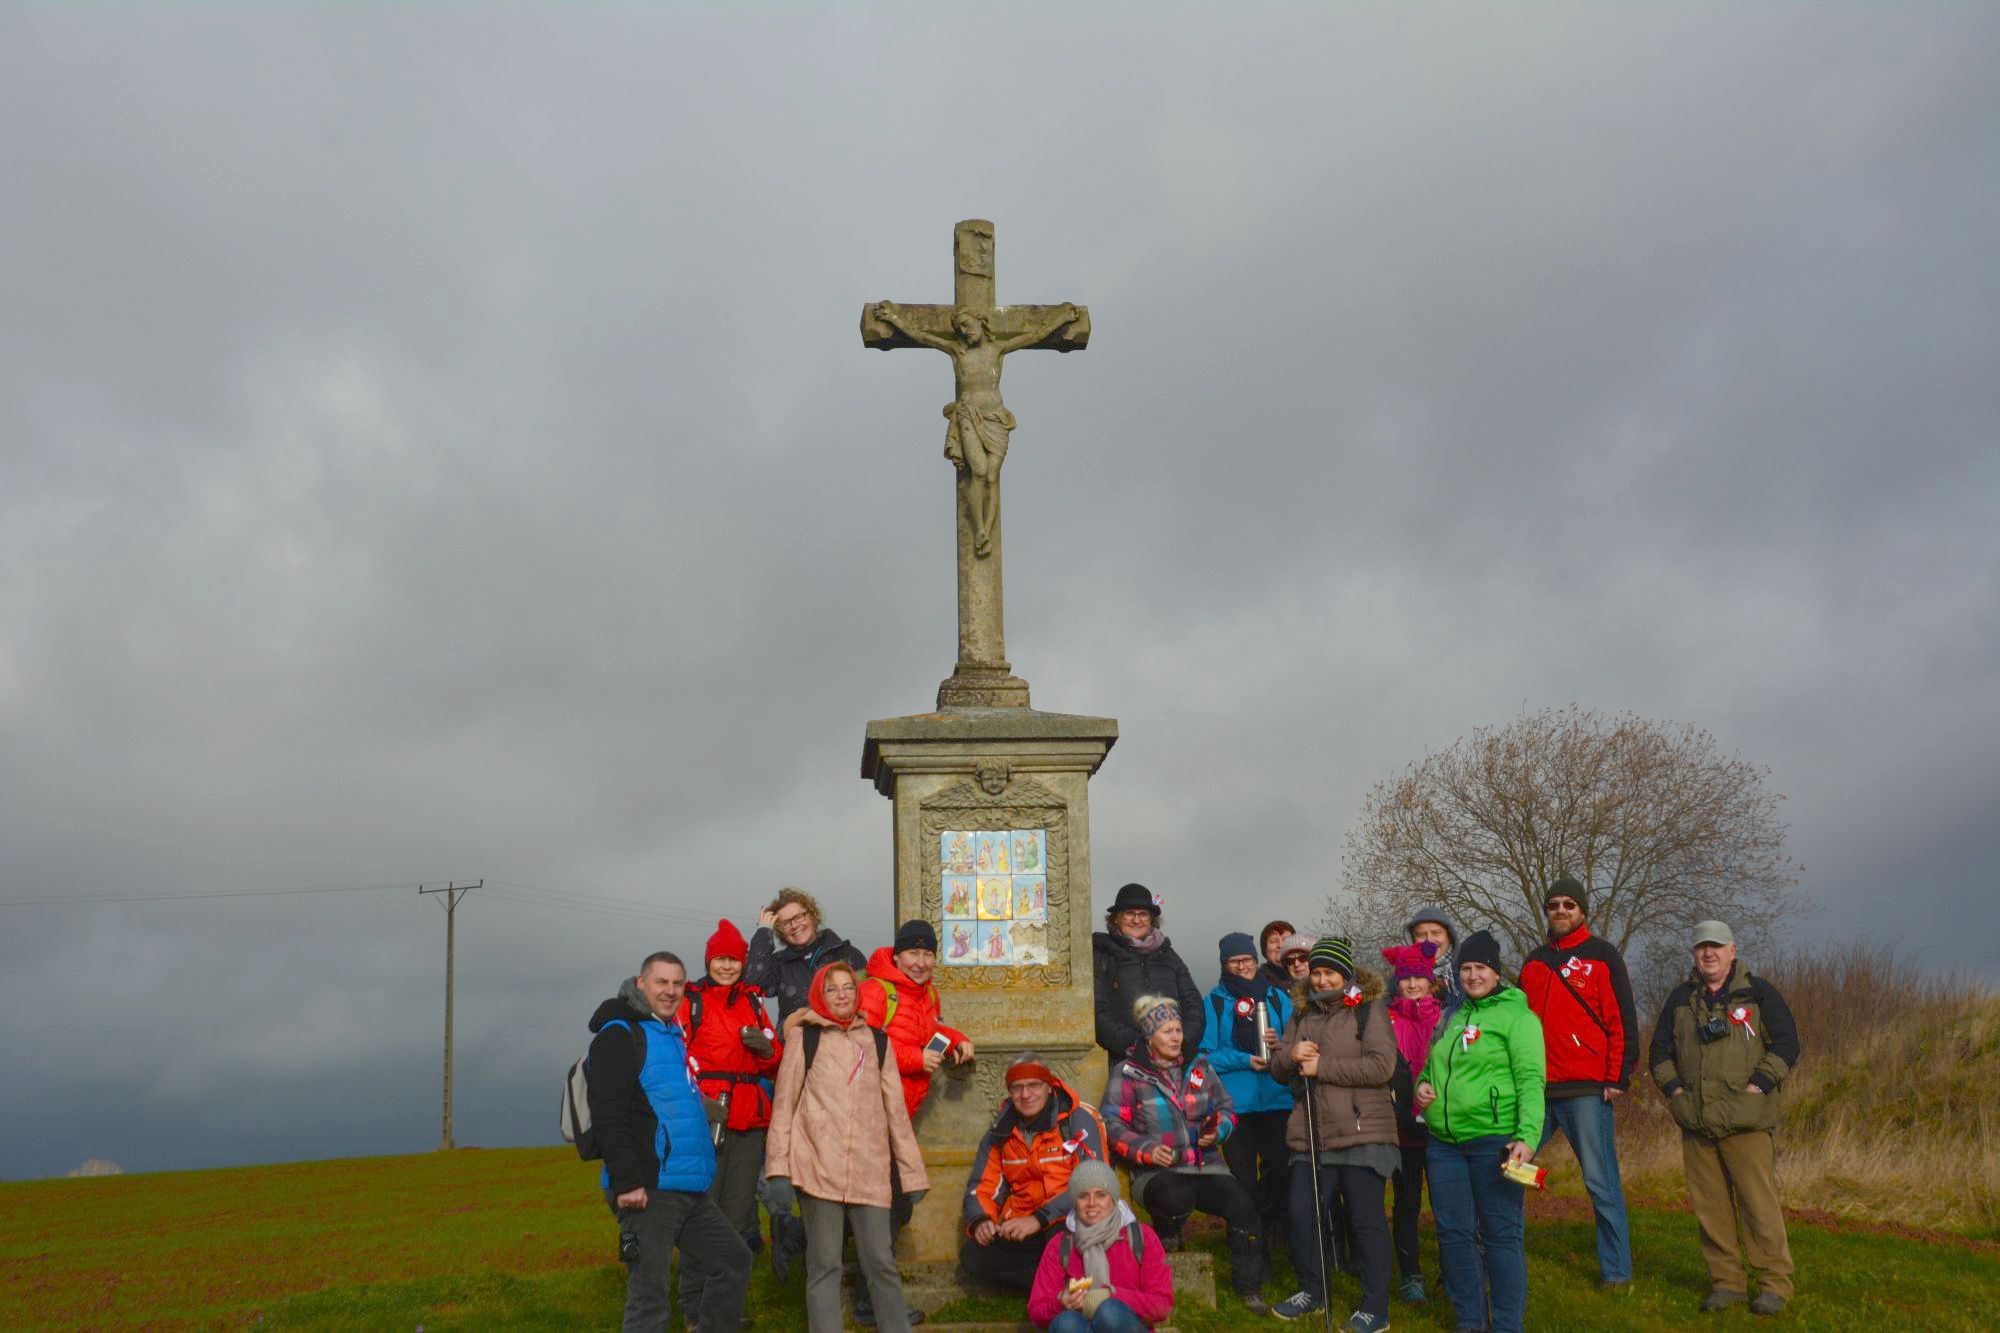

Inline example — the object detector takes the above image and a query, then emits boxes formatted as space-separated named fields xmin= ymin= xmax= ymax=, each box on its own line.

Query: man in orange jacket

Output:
xmin=959 ymin=1053 xmax=1107 ymax=1290
xmin=856 ymin=919 xmax=974 ymax=1325
xmin=861 ymin=920 xmax=976 ymax=1121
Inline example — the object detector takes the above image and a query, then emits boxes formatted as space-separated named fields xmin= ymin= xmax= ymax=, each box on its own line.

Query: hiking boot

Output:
xmin=1396 ymin=1274 xmax=1427 ymax=1305
xmin=1700 ymin=1287 xmax=1748 ymax=1313
xmin=1343 ymin=1313 xmax=1391 ymax=1333
xmin=1749 ymin=1292 xmax=1787 ymax=1316
xmin=1272 ymin=1291 xmax=1327 ymax=1321
xmin=1598 ymin=1278 xmax=1631 ymax=1295
xmin=1241 ymin=1293 xmax=1270 ymax=1314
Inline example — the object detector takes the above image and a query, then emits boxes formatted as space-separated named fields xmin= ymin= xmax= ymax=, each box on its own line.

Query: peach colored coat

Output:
xmin=765 ymin=1010 xmax=929 ymax=1207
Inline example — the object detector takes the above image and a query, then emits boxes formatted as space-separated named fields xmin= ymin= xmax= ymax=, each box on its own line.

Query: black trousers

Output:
xmin=1140 ymin=1169 xmax=1261 ymax=1239
xmin=1391 ymin=1142 xmax=1427 ymax=1278
xmin=1221 ymin=1109 xmax=1291 ymax=1243
xmin=1288 ymin=1162 xmax=1391 ymax=1319
xmin=958 ymin=1231 xmax=1049 ymax=1290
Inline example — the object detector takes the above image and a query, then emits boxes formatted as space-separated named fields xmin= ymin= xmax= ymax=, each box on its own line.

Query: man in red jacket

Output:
xmin=862 ymin=920 xmax=976 ymax=1121
xmin=1519 ymin=876 xmax=1637 ymax=1290
xmin=677 ymin=919 xmax=783 ymax=1317
xmin=856 ymin=919 xmax=974 ymax=1326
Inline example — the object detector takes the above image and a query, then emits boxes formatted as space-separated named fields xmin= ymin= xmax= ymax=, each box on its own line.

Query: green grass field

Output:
xmin=3 ymin=1147 xmax=1995 ymax=1330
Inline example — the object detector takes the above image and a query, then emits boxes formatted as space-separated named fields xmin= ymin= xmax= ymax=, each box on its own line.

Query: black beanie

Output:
xmin=894 ymin=919 xmax=938 ymax=953
xmin=1544 ymin=875 xmax=1588 ymax=915
xmin=1457 ymin=928 xmax=1503 ymax=973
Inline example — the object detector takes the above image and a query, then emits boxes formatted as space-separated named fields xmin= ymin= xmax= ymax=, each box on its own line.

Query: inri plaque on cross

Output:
xmin=862 ymin=219 xmax=1090 ymax=710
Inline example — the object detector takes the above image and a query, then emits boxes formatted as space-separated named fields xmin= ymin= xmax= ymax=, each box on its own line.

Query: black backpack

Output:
xmin=801 ymin=1023 xmax=890 ymax=1071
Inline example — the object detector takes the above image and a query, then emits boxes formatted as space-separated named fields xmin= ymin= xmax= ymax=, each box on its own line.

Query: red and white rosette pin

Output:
xmin=1462 ymin=1023 xmax=1482 ymax=1051
xmin=1343 ymin=984 xmax=1365 ymax=1007
xmin=1729 ymin=1005 xmax=1756 ymax=1037
xmin=1235 ymin=998 xmax=1254 ymax=1018
xmin=1188 ymin=1065 xmax=1206 ymax=1091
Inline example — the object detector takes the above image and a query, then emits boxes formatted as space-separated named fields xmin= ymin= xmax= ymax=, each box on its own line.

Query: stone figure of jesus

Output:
xmin=871 ymin=300 xmax=1084 ymax=558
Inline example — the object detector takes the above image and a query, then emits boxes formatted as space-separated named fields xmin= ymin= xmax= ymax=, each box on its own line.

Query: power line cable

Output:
xmin=483 ymin=887 xmax=716 ymax=927
xmin=0 ymin=881 xmax=423 ymax=907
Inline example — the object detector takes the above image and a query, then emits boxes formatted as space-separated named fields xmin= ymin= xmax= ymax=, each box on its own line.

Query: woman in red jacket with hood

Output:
xmin=676 ymin=919 xmax=783 ymax=1319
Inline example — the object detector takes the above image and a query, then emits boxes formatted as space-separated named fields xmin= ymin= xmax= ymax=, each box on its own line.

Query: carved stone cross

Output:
xmin=862 ymin=219 xmax=1090 ymax=710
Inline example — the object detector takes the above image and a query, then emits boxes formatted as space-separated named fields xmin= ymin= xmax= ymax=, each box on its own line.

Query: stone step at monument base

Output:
xmin=837 ymin=1252 xmax=1214 ymax=1327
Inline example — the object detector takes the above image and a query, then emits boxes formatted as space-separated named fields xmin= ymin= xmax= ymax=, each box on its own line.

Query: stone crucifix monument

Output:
xmin=858 ymin=221 xmax=1119 ymax=1267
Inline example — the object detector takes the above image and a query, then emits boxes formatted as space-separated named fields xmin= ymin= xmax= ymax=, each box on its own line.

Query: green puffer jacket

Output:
xmin=1649 ymin=960 xmax=1800 ymax=1139
xmin=1418 ymin=986 xmax=1546 ymax=1146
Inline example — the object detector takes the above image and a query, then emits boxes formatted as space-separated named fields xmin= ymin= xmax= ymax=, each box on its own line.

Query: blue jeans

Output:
xmin=1426 ymin=1136 xmax=1527 ymax=1333
xmin=1541 ymin=1092 xmax=1633 ymax=1282
xmin=1047 ymin=1295 xmax=1147 ymax=1332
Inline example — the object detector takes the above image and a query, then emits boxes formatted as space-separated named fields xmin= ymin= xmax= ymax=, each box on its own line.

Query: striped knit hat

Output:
xmin=1308 ymin=935 xmax=1354 ymax=980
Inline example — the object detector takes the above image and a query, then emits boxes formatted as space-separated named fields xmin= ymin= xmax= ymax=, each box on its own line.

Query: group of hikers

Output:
xmin=582 ymin=877 xmax=1802 ymax=1332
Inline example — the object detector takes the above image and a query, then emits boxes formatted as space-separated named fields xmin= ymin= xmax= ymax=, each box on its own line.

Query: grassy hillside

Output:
xmin=4 ymin=1145 xmax=1998 ymax=1331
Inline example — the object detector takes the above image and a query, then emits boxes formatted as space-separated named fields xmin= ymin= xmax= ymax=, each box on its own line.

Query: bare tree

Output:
xmin=1335 ymin=706 xmax=1805 ymax=972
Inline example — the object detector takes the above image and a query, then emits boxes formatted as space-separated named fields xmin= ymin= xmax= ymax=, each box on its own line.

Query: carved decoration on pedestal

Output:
xmin=921 ymin=773 xmax=1070 ymax=988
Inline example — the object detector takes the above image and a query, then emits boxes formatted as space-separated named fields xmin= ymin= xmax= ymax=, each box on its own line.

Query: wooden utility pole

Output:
xmin=418 ymin=880 xmax=482 ymax=1150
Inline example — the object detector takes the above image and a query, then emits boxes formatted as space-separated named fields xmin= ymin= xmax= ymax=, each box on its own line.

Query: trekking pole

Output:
xmin=1298 ymin=1072 xmax=1334 ymax=1333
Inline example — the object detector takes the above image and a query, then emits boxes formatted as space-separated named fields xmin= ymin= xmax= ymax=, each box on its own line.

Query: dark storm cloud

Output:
xmin=2 ymin=5 xmax=1995 ymax=1178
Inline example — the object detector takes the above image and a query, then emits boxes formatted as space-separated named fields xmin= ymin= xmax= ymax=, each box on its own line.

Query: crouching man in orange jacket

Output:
xmin=959 ymin=1053 xmax=1109 ymax=1290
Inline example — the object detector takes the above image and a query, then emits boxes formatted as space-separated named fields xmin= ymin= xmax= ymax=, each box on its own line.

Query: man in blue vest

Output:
xmin=587 ymin=950 xmax=752 ymax=1332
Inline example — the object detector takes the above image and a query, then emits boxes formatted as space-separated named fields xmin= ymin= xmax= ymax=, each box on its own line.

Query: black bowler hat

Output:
xmin=1109 ymin=882 xmax=1161 ymax=918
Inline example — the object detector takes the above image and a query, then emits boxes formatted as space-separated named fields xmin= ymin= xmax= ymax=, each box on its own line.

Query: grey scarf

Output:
xmin=1071 ymin=1208 xmax=1123 ymax=1292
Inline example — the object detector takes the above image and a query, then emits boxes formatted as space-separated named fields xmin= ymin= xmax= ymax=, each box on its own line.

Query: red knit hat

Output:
xmin=706 ymin=918 xmax=748 ymax=964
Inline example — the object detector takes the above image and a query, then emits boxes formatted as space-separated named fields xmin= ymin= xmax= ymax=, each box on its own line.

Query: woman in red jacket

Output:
xmin=1027 ymin=1160 xmax=1174 ymax=1331
xmin=677 ymin=917 xmax=783 ymax=1316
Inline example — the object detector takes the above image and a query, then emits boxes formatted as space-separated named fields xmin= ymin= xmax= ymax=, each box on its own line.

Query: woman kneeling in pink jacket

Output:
xmin=1027 ymin=1160 xmax=1174 ymax=1331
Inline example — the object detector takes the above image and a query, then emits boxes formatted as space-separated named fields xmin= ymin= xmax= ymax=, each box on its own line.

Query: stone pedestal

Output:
xmin=861 ymin=708 xmax=1118 ymax=1264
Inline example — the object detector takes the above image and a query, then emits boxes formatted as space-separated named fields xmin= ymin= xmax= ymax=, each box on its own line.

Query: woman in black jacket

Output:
xmin=1092 ymin=882 xmax=1205 ymax=1065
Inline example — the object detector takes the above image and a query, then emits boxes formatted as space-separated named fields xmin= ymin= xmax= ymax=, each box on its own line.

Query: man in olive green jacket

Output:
xmin=1649 ymin=921 xmax=1801 ymax=1317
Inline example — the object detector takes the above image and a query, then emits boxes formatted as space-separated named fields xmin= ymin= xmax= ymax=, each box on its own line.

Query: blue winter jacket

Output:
xmin=1196 ymin=980 xmax=1296 ymax=1115
xmin=586 ymin=989 xmax=717 ymax=1196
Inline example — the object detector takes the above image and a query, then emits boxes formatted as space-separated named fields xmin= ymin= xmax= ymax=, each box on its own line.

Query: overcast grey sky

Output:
xmin=3 ymin=5 xmax=1995 ymax=1179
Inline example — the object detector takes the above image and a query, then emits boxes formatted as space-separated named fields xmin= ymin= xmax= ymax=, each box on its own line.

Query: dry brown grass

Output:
xmin=1540 ymin=940 xmax=2000 ymax=1237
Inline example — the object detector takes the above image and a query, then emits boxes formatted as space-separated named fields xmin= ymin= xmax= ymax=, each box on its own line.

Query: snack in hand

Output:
xmin=1500 ymin=1159 xmax=1549 ymax=1190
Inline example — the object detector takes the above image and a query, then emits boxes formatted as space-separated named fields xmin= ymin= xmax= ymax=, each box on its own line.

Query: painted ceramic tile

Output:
xmin=941 ymin=831 xmax=976 ymax=875
xmin=1010 ymin=830 xmax=1044 ymax=873
xmin=976 ymin=876 xmax=1014 ymax=920
xmin=1012 ymin=875 xmax=1047 ymax=921
xmin=1008 ymin=918 xmax=1049 ymax=966
xmin=943 ymin=921 xmax=978 ymax=964
xmin=973 ymin=831 xmax=1011 ymax=874
xmin=975 ymin=921 xmax=1015 ymax=965
xmin=942 ymin=876 xmax=977 ymax=920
